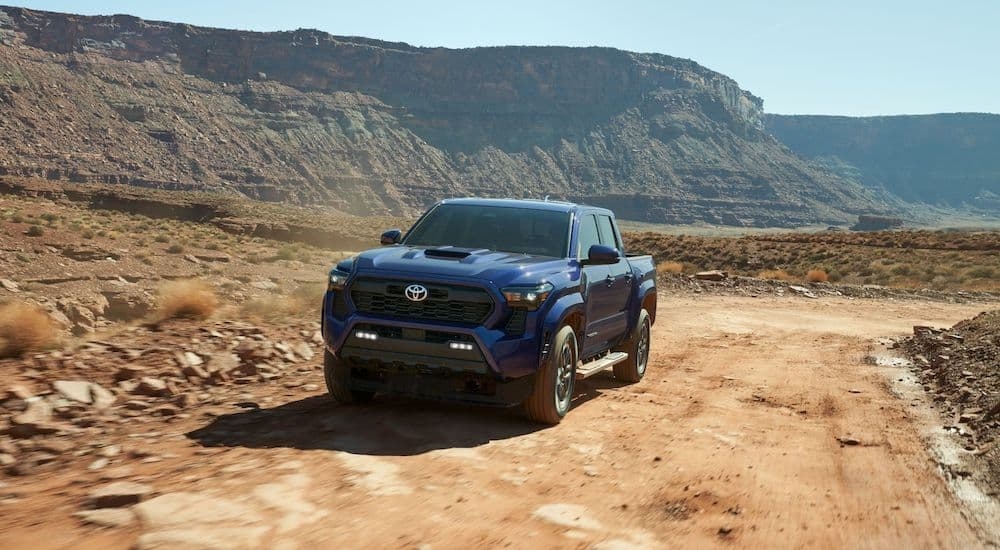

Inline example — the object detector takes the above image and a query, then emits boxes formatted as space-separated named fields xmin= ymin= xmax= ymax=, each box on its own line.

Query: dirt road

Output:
xmin=3 ymin=295 xmax=997 ymax=549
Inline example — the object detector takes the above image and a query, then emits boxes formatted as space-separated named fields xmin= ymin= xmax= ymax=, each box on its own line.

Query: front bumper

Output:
xmin=323 ymin=284 xmax=548 ymax=400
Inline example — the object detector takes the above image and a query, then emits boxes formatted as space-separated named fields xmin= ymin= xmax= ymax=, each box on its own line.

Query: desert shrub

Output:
xmin=656 ymin=261 xmax=684 ymax=274
xmin=805 ymin=269 xmax=829 ymax=283
xmin=166 ymin=244 xmax=184 ymax=254
xmin=0 ymin=302 xmax=59 ymax=358
xmin=153 ymin=280 xmax=218 ymax=321
xmin=25 ymin=225 xmax=44 ymax=237
xmin=240 ymin=282 xmax=326 ymax=321
xmin=154 ymin=234 xmax=170 ymax=243
xmin=205 ymin=242 xmax=222 ymax=251
xmin=757 ymin=269 xmax=796 ymax=282
xmin=10 ymin=212 xmax=24 ymax=223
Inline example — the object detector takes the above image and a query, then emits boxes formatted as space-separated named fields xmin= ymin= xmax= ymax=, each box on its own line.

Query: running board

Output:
xmin=575 ymin=352 xmax=628 ymax=379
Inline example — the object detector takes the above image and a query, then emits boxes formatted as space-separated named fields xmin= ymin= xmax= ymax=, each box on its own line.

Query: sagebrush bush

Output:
xmin=154 ymin=280 xmax=218 ymax=321
xmin=656 ymin=261 xmax=684 ymax=274
xmin=806 ymin=269 xmax=829 ymax=282
xmin=0 ymin=302 xmax=58 ymax=358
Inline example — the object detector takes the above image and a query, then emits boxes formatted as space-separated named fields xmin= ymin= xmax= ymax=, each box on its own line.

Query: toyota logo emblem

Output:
xmin=404 ymin=284 xmax=429 ymax=302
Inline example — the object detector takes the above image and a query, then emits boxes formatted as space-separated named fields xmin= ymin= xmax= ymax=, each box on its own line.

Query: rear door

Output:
xmin=580 ymin=213 xmax=617 ymax=356
xmin=595 ymin=214 xmax=630 ymax=342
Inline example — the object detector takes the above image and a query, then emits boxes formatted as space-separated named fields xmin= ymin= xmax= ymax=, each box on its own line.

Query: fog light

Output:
xmin=448 ymin=341 xmax=475 ymax=351
xmin=354 ymin=330 xmax=378 ymax=341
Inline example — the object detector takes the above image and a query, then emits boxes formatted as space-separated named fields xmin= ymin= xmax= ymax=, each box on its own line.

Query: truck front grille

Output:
xmin=351 ymin=278 xmax=494 ymax=325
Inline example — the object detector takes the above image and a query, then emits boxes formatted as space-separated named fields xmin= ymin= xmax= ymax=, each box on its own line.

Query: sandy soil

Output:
xmin=2 ymin=294 xmax=998 ymax=549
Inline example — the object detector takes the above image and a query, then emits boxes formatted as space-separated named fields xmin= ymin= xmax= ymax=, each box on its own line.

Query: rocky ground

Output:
xmin=2 ymin=294 xmax=999 ymax=549
xmin=3 ymin=189 xmax=1000 ymax=548
xmin=902 ymin=310 xmax=1000 ymax=496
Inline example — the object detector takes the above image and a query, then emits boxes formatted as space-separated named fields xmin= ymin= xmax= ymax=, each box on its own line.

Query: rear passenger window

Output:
xmin=596 ymin=215 xmax=621 ymax=253
xmin=577 ymin=215 xmax=601 ymax=259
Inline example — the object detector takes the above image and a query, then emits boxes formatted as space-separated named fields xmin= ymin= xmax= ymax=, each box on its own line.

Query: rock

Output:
xmin=6 ymin=385 xmax=34 ymax=400
xmin=102 ymin=289 xmax=156 ymax=321
xmin=7 ymin=451 xmax=60 ymax=475
xmin=183 ymin=254 xmax=201 ymax=265
xmin=302 ymin=384 xmax=319 ymax=392
xmin=135 ymin=377 xmax=170 ymax=397
xmin=74 ymin=508 xmax=136 ymax=528
xmin=88 ymin=457 xmax=110 ymax=470
xmin=9 ymin=400 xmax=63 ymax=438
xmin=99 ymin=444 xmax=122 ymax=458
xmin=293 ymin=342 xmax=315 ymax=362
xmin=206 ymin=353 xmax=240 ymax=375
xmin=88 ymin=481 xmax=154 ymax=508
xmin=789 ymin=285 xmax=818 ymax=299
xmin=115 ymin=365 xmax=146 ymax=381
xmin=57 ymin=299 xmax=97 ymax=336
xmin=181 ymin=364 xmax=210 ymax=380
xmin=52 ymin=380 xmax=115 ymax=409
xmin=123 ymin=400 xmax=151 ymax=410
xmin=694 ymin=270 xmax=727 ymax=281
xmin=0 ymin=453 xmax=15 ymax=467
xmin=0 ymin=278 xmax=19 ymax=292
xmin=151 ymin=404 xmax=180 ymax=417
xmin=182 ymin=351 xmax=204 ymax=367
xmin=837 ymin=436 xmax=861 ymax=446
xmin=173 ymin=393 xmax=198 ymax=408
xmin=35 ymin=438 xmax=74 ymax=454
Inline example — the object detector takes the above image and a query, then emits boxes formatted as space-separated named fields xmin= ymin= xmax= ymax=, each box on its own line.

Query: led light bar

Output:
xmin=448 ymin=341 xmax=475 ymax=351
xmin=354 ymin=330 xmax=379 ymax=341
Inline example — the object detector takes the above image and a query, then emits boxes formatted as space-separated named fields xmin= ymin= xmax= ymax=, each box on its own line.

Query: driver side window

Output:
xmin=577 ymin=214 xmax=601 ymax=259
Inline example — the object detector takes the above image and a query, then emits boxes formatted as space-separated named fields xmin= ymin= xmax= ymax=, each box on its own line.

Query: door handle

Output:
xmin=606 ymin=274 xmax=615 ymax=287
xmin=624 ymin=272 xmax=634 ymax=285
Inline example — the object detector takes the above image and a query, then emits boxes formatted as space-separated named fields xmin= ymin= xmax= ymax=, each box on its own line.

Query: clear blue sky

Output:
xmin=7 ymin=0 xmax=999 ymax=116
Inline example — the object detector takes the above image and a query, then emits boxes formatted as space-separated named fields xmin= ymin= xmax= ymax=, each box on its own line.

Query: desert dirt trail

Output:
xmin=4 ymin=294 xmax=998 ymax=549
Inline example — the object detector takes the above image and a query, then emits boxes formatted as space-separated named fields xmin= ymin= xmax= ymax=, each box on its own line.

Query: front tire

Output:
xmin=524 ymin=325 xmax=577 ymax=424
xmin=613 ymin=308 xmax=651 ymax=383
xmin=323 ymin=350 xmax=375 ymax=404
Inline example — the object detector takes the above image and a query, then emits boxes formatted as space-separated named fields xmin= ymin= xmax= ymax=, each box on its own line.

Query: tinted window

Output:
xmin=596 ymin=215 xmax=621 ymax=252
xmin=404 ymin=204 xmax=570 ymax=257
xmin=577 ymin=214 xmax=601 ymax=259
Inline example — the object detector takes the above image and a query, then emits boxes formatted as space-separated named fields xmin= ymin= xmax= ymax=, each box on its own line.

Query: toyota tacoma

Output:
xmin=321 ymin=198 xmax=657 ymax=423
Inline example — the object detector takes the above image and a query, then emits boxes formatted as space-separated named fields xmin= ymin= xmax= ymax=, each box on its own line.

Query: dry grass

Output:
xmin=625 ymin=230 xmax=1000 ymax=292
xmin=0 ymin=302 xmax=59 ymax=358
xmin=757 ymin=269 xmax=796 ymax=282
xmin=240 ymin=282 xmax=326 ymax=322
xmin=153 ymin=279 xmax=218 ymax=321
xmin=656 ymin=261 xmax=685 ymax=274
xmin=805 ymin=269 xmax=829 ymax=282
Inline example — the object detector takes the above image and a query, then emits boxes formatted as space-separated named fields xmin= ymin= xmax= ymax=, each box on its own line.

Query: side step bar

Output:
xmin=575 ymin=351 xmax=628 ymax=379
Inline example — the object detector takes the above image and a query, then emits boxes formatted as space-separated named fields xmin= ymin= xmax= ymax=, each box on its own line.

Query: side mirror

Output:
xmin=380 ymin=229 xmax=402 ymax=245
xmin=584 ymin=244 xmax=620 ymax=265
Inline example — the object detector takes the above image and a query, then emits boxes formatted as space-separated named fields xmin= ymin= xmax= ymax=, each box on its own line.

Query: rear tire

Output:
xmin=613 ymin=308 xmax=651 ymax=383
xmin=524 ymin=326 xmax=577 ymax=424
xmin=323 ymin=350 xmax=375 ymax=404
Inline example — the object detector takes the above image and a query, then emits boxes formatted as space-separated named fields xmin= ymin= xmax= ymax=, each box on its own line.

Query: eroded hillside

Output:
xmin=0 ymin=6 xmax=898 ymax=226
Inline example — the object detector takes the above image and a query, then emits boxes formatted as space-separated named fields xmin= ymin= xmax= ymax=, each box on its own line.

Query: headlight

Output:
xmin=501 ymin=282 xmax=553 ymax=311
xmin=328 ymin=269 xmax=350 ymax=291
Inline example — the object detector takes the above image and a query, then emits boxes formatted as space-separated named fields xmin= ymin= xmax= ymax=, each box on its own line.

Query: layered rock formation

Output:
xmin=765 ymin=113 xmax=1000 ymax=212
xmin=0 ymin=6 xmax=897 ymax=225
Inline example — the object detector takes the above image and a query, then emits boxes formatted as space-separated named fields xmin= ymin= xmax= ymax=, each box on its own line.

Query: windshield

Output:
xmin=404 ymin=204 xmax=571 ymax=258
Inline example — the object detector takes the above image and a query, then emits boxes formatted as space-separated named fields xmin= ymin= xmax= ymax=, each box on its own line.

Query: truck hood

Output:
xmin=352 ymin=246 xmax=571 ymax=287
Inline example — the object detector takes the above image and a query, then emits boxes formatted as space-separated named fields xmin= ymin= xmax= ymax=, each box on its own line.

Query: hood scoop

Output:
xmin=425 ymin=247 xmax=476 ymax=259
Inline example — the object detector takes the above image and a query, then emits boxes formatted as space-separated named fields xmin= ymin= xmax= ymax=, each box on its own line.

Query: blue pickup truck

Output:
xmin=321 ymin=198 xmax=657 ymax=423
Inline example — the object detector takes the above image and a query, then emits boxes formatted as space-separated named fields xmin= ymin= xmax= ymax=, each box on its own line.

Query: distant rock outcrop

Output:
xmin=765 ymin=113 xmax=1000 ymax=212
xmin=0 ymin=6 xmax=899 ymax=226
